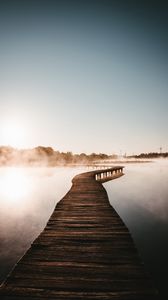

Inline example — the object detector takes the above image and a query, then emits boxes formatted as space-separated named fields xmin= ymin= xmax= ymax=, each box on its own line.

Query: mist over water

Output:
xmin=104 ymin=160 xmax=168 ymax=300
xmin=0 ymin=162 xmax=168 ymax=299
xmin=0 ymin=166 xmax=87 ymax=283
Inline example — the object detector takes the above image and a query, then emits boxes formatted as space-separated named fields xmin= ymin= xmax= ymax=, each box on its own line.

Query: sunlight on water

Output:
xmin=0 ymin=162 xmax=168 ymax=299
xmin=0 ymin=166 xmax=87 ymax=283
xmin=1 ymin=168 xmax=32 ymax=204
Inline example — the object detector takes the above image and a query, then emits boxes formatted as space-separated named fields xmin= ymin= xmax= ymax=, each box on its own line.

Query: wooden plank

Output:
xmin=0 ymin=167 xmax=158 ymax=299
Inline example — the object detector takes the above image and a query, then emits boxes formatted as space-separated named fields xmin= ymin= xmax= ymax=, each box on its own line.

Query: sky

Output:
xmin=0 ymin=0 xmax=168 ymax=155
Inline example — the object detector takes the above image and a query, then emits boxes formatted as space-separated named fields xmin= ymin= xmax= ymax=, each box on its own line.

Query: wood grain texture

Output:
xmin=0 ymin=167 xmax=158 ymax=299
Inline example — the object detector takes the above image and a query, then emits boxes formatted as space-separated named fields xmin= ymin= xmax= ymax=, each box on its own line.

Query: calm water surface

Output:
xmin=0 ymin=161 xmax=168 ymax=299
xmin=0 ymin=166 xmax=87 ymax=283
xmin=104 ymin=160 xmax=168 ymax=300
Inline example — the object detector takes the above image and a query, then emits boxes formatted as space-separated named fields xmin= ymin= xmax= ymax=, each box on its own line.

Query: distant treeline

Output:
xmin=129 ymin=152 xmax=168 ymax=159
xmin=0 ymin=146 xmax=118 ymax=166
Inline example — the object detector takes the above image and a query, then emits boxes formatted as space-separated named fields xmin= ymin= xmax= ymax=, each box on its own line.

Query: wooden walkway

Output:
xmin=0 ymin=167 xmax=158 ymax=300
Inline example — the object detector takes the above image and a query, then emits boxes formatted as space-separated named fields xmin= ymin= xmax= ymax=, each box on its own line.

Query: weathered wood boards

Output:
xmin=0 ymin=167 xmax=158 ymax=299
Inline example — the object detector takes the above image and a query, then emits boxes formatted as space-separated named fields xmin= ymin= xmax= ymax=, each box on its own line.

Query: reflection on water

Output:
xmin=104 ymin=160 xmax=168 ymax=300
xmin=0 ymin=162 xmax=168 ymax=299
xmin=1 ymin=168 xmax=32 ymax=203
xmin=0 ymin=166 xmax=87 ymax=283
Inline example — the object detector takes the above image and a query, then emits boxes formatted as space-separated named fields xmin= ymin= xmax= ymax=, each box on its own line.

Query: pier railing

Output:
xmin=94 ymin=166 xmax=124 ymax=183
xmin=0 ymin=165 xmax=158 ymax=300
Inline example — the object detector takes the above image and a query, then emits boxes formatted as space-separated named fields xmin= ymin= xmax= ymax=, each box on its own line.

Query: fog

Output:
xmin=105 ymin=160 xmax=168 ymax=222
xmin=0 ymin=161 xmax=168 ymax=299
xmin=0 ymin=166 xmax=87 ymax=282
xmin=104 ymin=159 xmax=168 ymax=300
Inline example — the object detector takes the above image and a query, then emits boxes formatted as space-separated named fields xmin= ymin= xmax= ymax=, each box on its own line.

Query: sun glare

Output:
xmin=1 ymin=168 xmax=31 ymax=203
xmin=2 ymin=120 xmax=27 ymax=148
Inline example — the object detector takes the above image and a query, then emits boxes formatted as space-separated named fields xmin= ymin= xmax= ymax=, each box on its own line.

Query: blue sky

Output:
xmin=0 ymin=0 xmax=168 ymax=154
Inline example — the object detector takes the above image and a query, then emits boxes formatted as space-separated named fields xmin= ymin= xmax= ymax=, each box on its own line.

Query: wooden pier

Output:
xmin=0 ymin=167 xmax=158 ymax=299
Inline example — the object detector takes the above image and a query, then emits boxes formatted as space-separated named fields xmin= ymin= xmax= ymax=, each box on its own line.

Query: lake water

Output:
xmin=104 ymin=160 xmax=168 ymax=300
xmin=0 ymin=161 xmax=168 ymax=299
